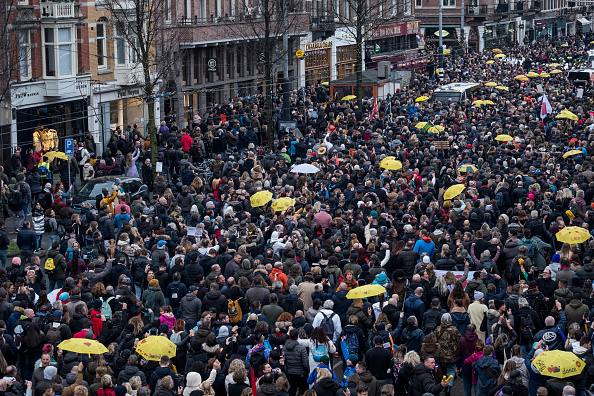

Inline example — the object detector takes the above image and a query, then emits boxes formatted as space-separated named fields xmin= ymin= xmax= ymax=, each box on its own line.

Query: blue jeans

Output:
xmin=36 ymin=235 xmax=43 ymax=250
xmin=48 ymin=278 xmax=64 ymax=292
xmin=134 ymin=284 xmax=143 ymax=300
xmin=22 ymin=202 xmax=30 ymax=218
xmin=445 ymin=363 xmax=456 ymax=387
xmin=463 ymin=374 xmax=473 ymax=396
xmin=48 ymin=234 xmax=59 ymax=246
xmin=12 ymin=210 xmax=24 ymax=231
xmin=0 ymin=249 xmax=6 ymax=268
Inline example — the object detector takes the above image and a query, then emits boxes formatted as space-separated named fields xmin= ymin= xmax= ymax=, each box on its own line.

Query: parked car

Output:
xmin=72 ymin=176 xmax=148 ymax=210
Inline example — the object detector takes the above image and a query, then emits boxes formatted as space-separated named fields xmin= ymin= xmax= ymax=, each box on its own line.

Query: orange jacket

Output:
xmin=269 ymin=268 xmax=288 ymax=291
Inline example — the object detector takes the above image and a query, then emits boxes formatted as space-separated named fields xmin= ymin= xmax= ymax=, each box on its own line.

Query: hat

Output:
xmin=59 ymin=292 xmax=69 ymax=302
xmin=373 ymin=336 xmax=384 ymax=345
xmin=12 ymin=257 xmax=21 ymax=266
xmin=494 ymin=300 xmax=505 ymax=310
xmin=376 ymin=272 xmax=387 ymax=285
xmin=43 ymin=366 xmax=57 ymax=380
xmin=93 ymin=299 xmax=102 ymax=309
xmin=528 ymin=281 xmax=538 ymax=290
xmin=474 ymin=291 xmax=484 ymax=301
xmin=361 ymin=264 xmax=370 ymax=271
xmin=370 ymin=210 xmax=378 ymax=218
xmin=552 ymin=254 xmax=560 ymax=263
xmin=45 ymin=183 xmax=52 ymax=189
xmin=319 ymin=355 xmax=330 ymax=365
xmin=122 ymin=277 xmax=132 ymax=285
xmin=281 ymin=147 xmax=287 ymax=153
xmin=347 ymin=354 xmax=359 ymax=364
xmin=149 ymin=279 xmax=159 ymax=288
xmin=125 ymin=323 xmax=135 ymax=332
xmin=217 ymin=326 xmax=229 ymax=339
xmin=114 ymin=385 xmax=127 ymax=396
xmin=189 ymin=286 xmax=197 ymax=292
xmin=423 ymin=256 xmax=430 ymax=263
xmin=510 ymin=370 xmax=521 ymax=379
xmin=317 ymin=146 xmax=327 ymax=155
xmin=53 ymin=310 xmax=63 ymax=319
xmin=121 ymin=349 xmax=132 ymax=359
xmin=157 ymin=240 xmax=167 ymax=248
xmin=289 ymin=285 xmax=298 ymax=295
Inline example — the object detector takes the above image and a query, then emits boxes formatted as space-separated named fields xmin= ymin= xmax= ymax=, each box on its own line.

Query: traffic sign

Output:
xmin=296 ymin=49 xmax=304 ymax=58
xmin=65 ymin=139 xmax=74 ymax=156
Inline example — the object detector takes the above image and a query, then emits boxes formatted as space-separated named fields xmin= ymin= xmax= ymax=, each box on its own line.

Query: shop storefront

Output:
xmin=305 ymin=41 xmax=332 ymax=86
xmin=366 ymin=21 xmax=423 ymax=72
xmin=336 ymin=45 xmax=357 ymax=80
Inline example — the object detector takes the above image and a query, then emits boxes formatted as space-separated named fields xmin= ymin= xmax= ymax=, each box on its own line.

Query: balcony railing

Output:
xmin=41 ymin=2 xmax=75 ymax=18
xmin=179 ymin=13 xmax=269 ymax=25
xmin=465 ymin=5 xmax=488 ymax=15
xmin=311 ymin=16 xmax=335 ymax=31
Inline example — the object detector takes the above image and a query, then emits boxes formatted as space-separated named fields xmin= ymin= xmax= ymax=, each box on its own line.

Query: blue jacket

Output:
xmin=533 ymin=310 xmax=567 ymax=351
xmin=391 ymin=319 xmax=425 ymax=353
xmin=16 ymin=228 xmax=36 ymax=250
xmin=472 ymin=355 xmax=501 ymax=396
xmin=404 ymin=294 xmax=426 ymax=321
xmin=114 ymin=213 xmax=132 ymax=232
xmin=307 ymin=364 xmax=337 ymax=384
xmin=525 ymin=348 xmax=548 ymax=396
xmin=413 ymin=238 xmax=436 ymax=261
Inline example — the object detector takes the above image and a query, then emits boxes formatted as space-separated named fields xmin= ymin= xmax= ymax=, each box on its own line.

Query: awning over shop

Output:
xmin=578 ymin=18 xmax=591 ymax=33
xmin=577 ymin=18 xmax=590 ymax=25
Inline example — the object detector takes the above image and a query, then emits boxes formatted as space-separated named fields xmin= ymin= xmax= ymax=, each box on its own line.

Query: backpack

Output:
xmin=59 ymin=236 xmax=70 ymax=255
xmin=38 ymin=164 xmax=50 ymax=179
xmin=249 ymin=348 xmax=267 ymax=373
xmin=228 ymin=298 xmax=243 ymax=323
xmin=519 ymin=312 xmax=536 ymax=341
xmin=170 ymin=330 xmax=182 ymax=344
xmin=521 ymin=239 xmax=537 ymax=261
xmin=320 ymin=312 xmax=335 ymax=338
xmin=95 ymin=167 xmax=105 ymax=177
xmin=46 ymin=323 xmax=64 ymax=346
xmin=422 ymin=311 xmax=440 ymax=335
xmin=75 ymin=148 xmax=83 ymax=162
xmin=495 ymin=191 xmax=504 ymax=207
xmin=169 ymin=284 xmax=181 ymax=306
xmin=327 ymin=271 xmax=337 ymax=290
xmin=13 ymin=324 xmax=24 ymax=349
xmin=8 ymin=190 xmax=22 ymax=211
xmin=44 ymin=218 xmax=54 ymax=233
xmin=344 ymin=332 xmax=359 ymax=355
xmin=144 ymin=290 xmax=157 ymax=311
xmin=312 ymin=344 xmax=326 ymax=362
xmin=101 ymin=296 xmax=115 ymax=320
xmin=44 ymin=257 xmax=57 ymax=275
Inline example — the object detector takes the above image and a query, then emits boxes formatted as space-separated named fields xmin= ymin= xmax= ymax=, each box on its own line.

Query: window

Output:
xmin=443 ymin=0 xmax=455 ymax=6
xmin=19 ymin=31 xmax=31 ymax=80
xmin=43 ymin=27 xmax=75 ymax=77
xmin=165 ymin=0 xmax=171 ymax=23
xmin=415 ymin=0 xmax=422 ymax=8
xmin=115 ymin=25 xmax=126 ymax=65
xmin=97 ymin=23 xmax=106 ymax=68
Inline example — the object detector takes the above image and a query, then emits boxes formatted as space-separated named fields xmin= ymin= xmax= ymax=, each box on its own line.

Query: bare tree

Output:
xmin=330 ymin=0 xmax=405 ymax=106
xmin=224 ymin=0 xmax=308 ymax=147
xmin=103 ymin=0 xmax=179 ymax=173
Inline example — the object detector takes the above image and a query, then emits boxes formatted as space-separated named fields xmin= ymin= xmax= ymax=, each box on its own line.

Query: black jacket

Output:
xmin=0 ymin=228 xmax=9 ymax=250
xmin=395 ymin=249 xmax=420 ymax=276
xmin=282 ymin=339 xmax=309 ymax=375
xmin=412 ymin=363 xmax=443 ymax=396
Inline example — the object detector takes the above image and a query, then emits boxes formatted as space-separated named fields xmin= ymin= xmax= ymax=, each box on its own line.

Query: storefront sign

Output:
xmin=305 ymin=41 xmax=332 ymax=51
xmin=206 ymin=58 xmax=218 ymax=72
xmin=117 ymin=88 xmax=142 ymax=99
xmin=373 ymin=21 xmax=419 ymax=39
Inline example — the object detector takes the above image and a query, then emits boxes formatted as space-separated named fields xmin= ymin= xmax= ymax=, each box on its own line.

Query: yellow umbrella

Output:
xmin=443 ymin=48 xmax=451 ymax=54
xmin=250 ymin=190 xmax=273 ymax=207
xmin=495 ymin=86 xmax=509 ymax=91
xmin=44 ymin=151 xmax=68 ymax=161
xmin=548 ymin=63 xmax=561 ymax=67
xmin=427 ymin=126 xmax=440 ymax=133
xmin=527 ymin=72 xmax=540 ymax=78
xmin=443 ymin=184 xmax=466 ymax=200
xmin=341 ymin=95 xmax=356 ymax=101
xmin=379 ymin=156 xmax=396 ymax=166
xmin=321 ymin=82 xmax=329 ymax=86
xmin=540 ymin=73 xmax=550 ymax=78
xmin=492 ymin=48 xmax=503 ymax=53
xmin=514 ymin=75 xmax=528 ymax=80
xmin=517 ymin=76 xmax=530 ymax=82
xmin=485 ymin=82 xmax=497 ymax=87
xmin=271 ymin=197 xmax=296 ymax=212
xmin=346 ymin=284 xmax=387 ymax=299
xmin=556 ymin=110 xmax=578 ymax=121
xmin=532 ymin=350 xmax=585 ymax=379
xmin=434 ymin=30 xmax=449 ymax=37
xmin=458 ymin=164 xmax=478 ymax=173
xmin=562 ymin=149 xmax=583 ymax=159
xmin=433 ymin=125 xmax=445 ymax=132
xmin=486 ymin=60 xmax=495 ymax=64
xmin=561 ymin=43 xmax=569 ymax=47
xmin=380 ymin=159 xmax=403 ymax=171
xmin=495 ymin=134 xmax=513 ymax=141
xmin=550 ymin=69 xmax=562 ymax=74
xmin=415 ymin=96 xmax=430 ymax=102
xmin=494 ymin=53 xmax=506 ymax=58
xmin=555 ymin=226 xmax=591 ymax=244
xmin=136 ymin=335 xmax=177 ymax=361
xmin=482 ymin=100 xmax=495 ymax=105
xmin=472 ymin=100 xmax=484 ymax=106
xmin=57 ymin=339 xmax=108 ymax=355
xmin=415 ymin=122 xmax=428 ymax=129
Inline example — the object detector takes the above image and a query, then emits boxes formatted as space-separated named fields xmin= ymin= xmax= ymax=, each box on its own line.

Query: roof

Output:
xmin=434 ymin=82 xmax=481 ymax=92
xmin=329 ymin=69 xmax=390 ymax=85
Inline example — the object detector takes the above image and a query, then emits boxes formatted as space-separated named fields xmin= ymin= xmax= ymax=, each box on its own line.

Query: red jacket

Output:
xmin=181 ymin=134 xmax=193 ymax=151
xmin=90 ymin=309 xmax=103 ymax=335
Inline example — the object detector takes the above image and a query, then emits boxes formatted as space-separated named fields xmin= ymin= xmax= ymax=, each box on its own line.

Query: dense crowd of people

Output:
xmin=1 ymin=34 xmax=594 ymax=396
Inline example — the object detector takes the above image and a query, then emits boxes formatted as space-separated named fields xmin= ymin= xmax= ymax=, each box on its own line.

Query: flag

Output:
xmin=384 ymin=101 xmax=391 ymax=119
xmin=370 ymin=100 xmax=378 ymax=119
xmin=540 ymin=93 xmax=552 ymax=119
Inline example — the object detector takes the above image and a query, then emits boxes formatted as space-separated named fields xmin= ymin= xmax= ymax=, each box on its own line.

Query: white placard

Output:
xmin=187 ymin=227 xmax=196 ymax=236
xmin=156 ymin=162 xmax=163 ymax=172
xmin=536 ymin=84 xmax=544 ymax=93
xmin=578 ymin=88 xmax=584 ymax=98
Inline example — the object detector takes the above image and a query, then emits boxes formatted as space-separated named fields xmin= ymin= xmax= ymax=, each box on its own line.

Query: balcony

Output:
xmin=41 ymin=2 xmax=75 ymax=18
xmin=114 ymin=65 xmax=144 ymax=86
xmin=311 ymin=17 xmax=335 ymax=41
xmin=465 ymin=5 xmax=488 ymax=15
xmin=177 ymin=12 xmax=311 ymax=47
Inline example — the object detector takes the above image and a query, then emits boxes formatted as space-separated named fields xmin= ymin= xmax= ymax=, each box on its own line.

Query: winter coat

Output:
xmin=472 ymin=355 xmax=501 ymax=396
xmin=47 ymin=249 xmax=67 ymax=281
xmin=359 ymin=369 xmax=381 ymax=396
xmin=576 ymin=262 xmax=594 ymax=282
xmin=282 ymin=339 xmax=309 ymax=375
xmin=435 ymin=323 xmax=462 ymax=364
xmin=502 ymin=240 xmax=520 ymax=279
xmin=395 ymin=249 xmax=420 ymax=276
xmin=180 ymin=293 xmax=202 ymax=325
xmin=312 ymin=377 xmax=340 ymax=395
xmin=451 ymin=307 xmax=471 ymax=338
xmin=565 ymin=299 xmax=589 ymax=327
xmin=392 ymin=320 xmax=425 ymax=353
xmin=468 ymin=301 xmax=488 ymax=341
xmin=457 ymin=331 xmax=479 ymax=376
xmin=331 ymin=290 xmax=352 ymax=324
xmin=202 ymin=291 xmax=227 ymax=314
xmin=412 ymin=363 xmax=443 ymax=396
xmin=117 ymin=365 xmax=147 ymax=386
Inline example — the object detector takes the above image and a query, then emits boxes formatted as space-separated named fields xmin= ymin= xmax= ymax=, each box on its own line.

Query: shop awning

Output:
xmin=578 ymin=18 xmax=590 ymax=25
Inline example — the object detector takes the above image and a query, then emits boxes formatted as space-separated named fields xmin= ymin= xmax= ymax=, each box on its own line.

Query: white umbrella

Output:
xmin=291 ymin=164 xmax=321 ymax=174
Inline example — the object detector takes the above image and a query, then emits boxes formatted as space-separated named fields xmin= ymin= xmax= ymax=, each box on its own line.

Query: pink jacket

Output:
xmin=160 ymin=313 xmax=176 ymax=330
xmin=464 ymin=351 xmax=484 ymax=384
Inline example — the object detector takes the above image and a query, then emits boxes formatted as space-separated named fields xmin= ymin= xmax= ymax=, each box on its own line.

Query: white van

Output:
xmin=568 ymin=68 xmax=594 ymax=86
xmin=431 ymin=82 xmax=482 ymax=103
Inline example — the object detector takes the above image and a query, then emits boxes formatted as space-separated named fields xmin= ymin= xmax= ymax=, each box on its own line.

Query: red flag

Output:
xmin=370 ymin=100 xmax=377 ymax=119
